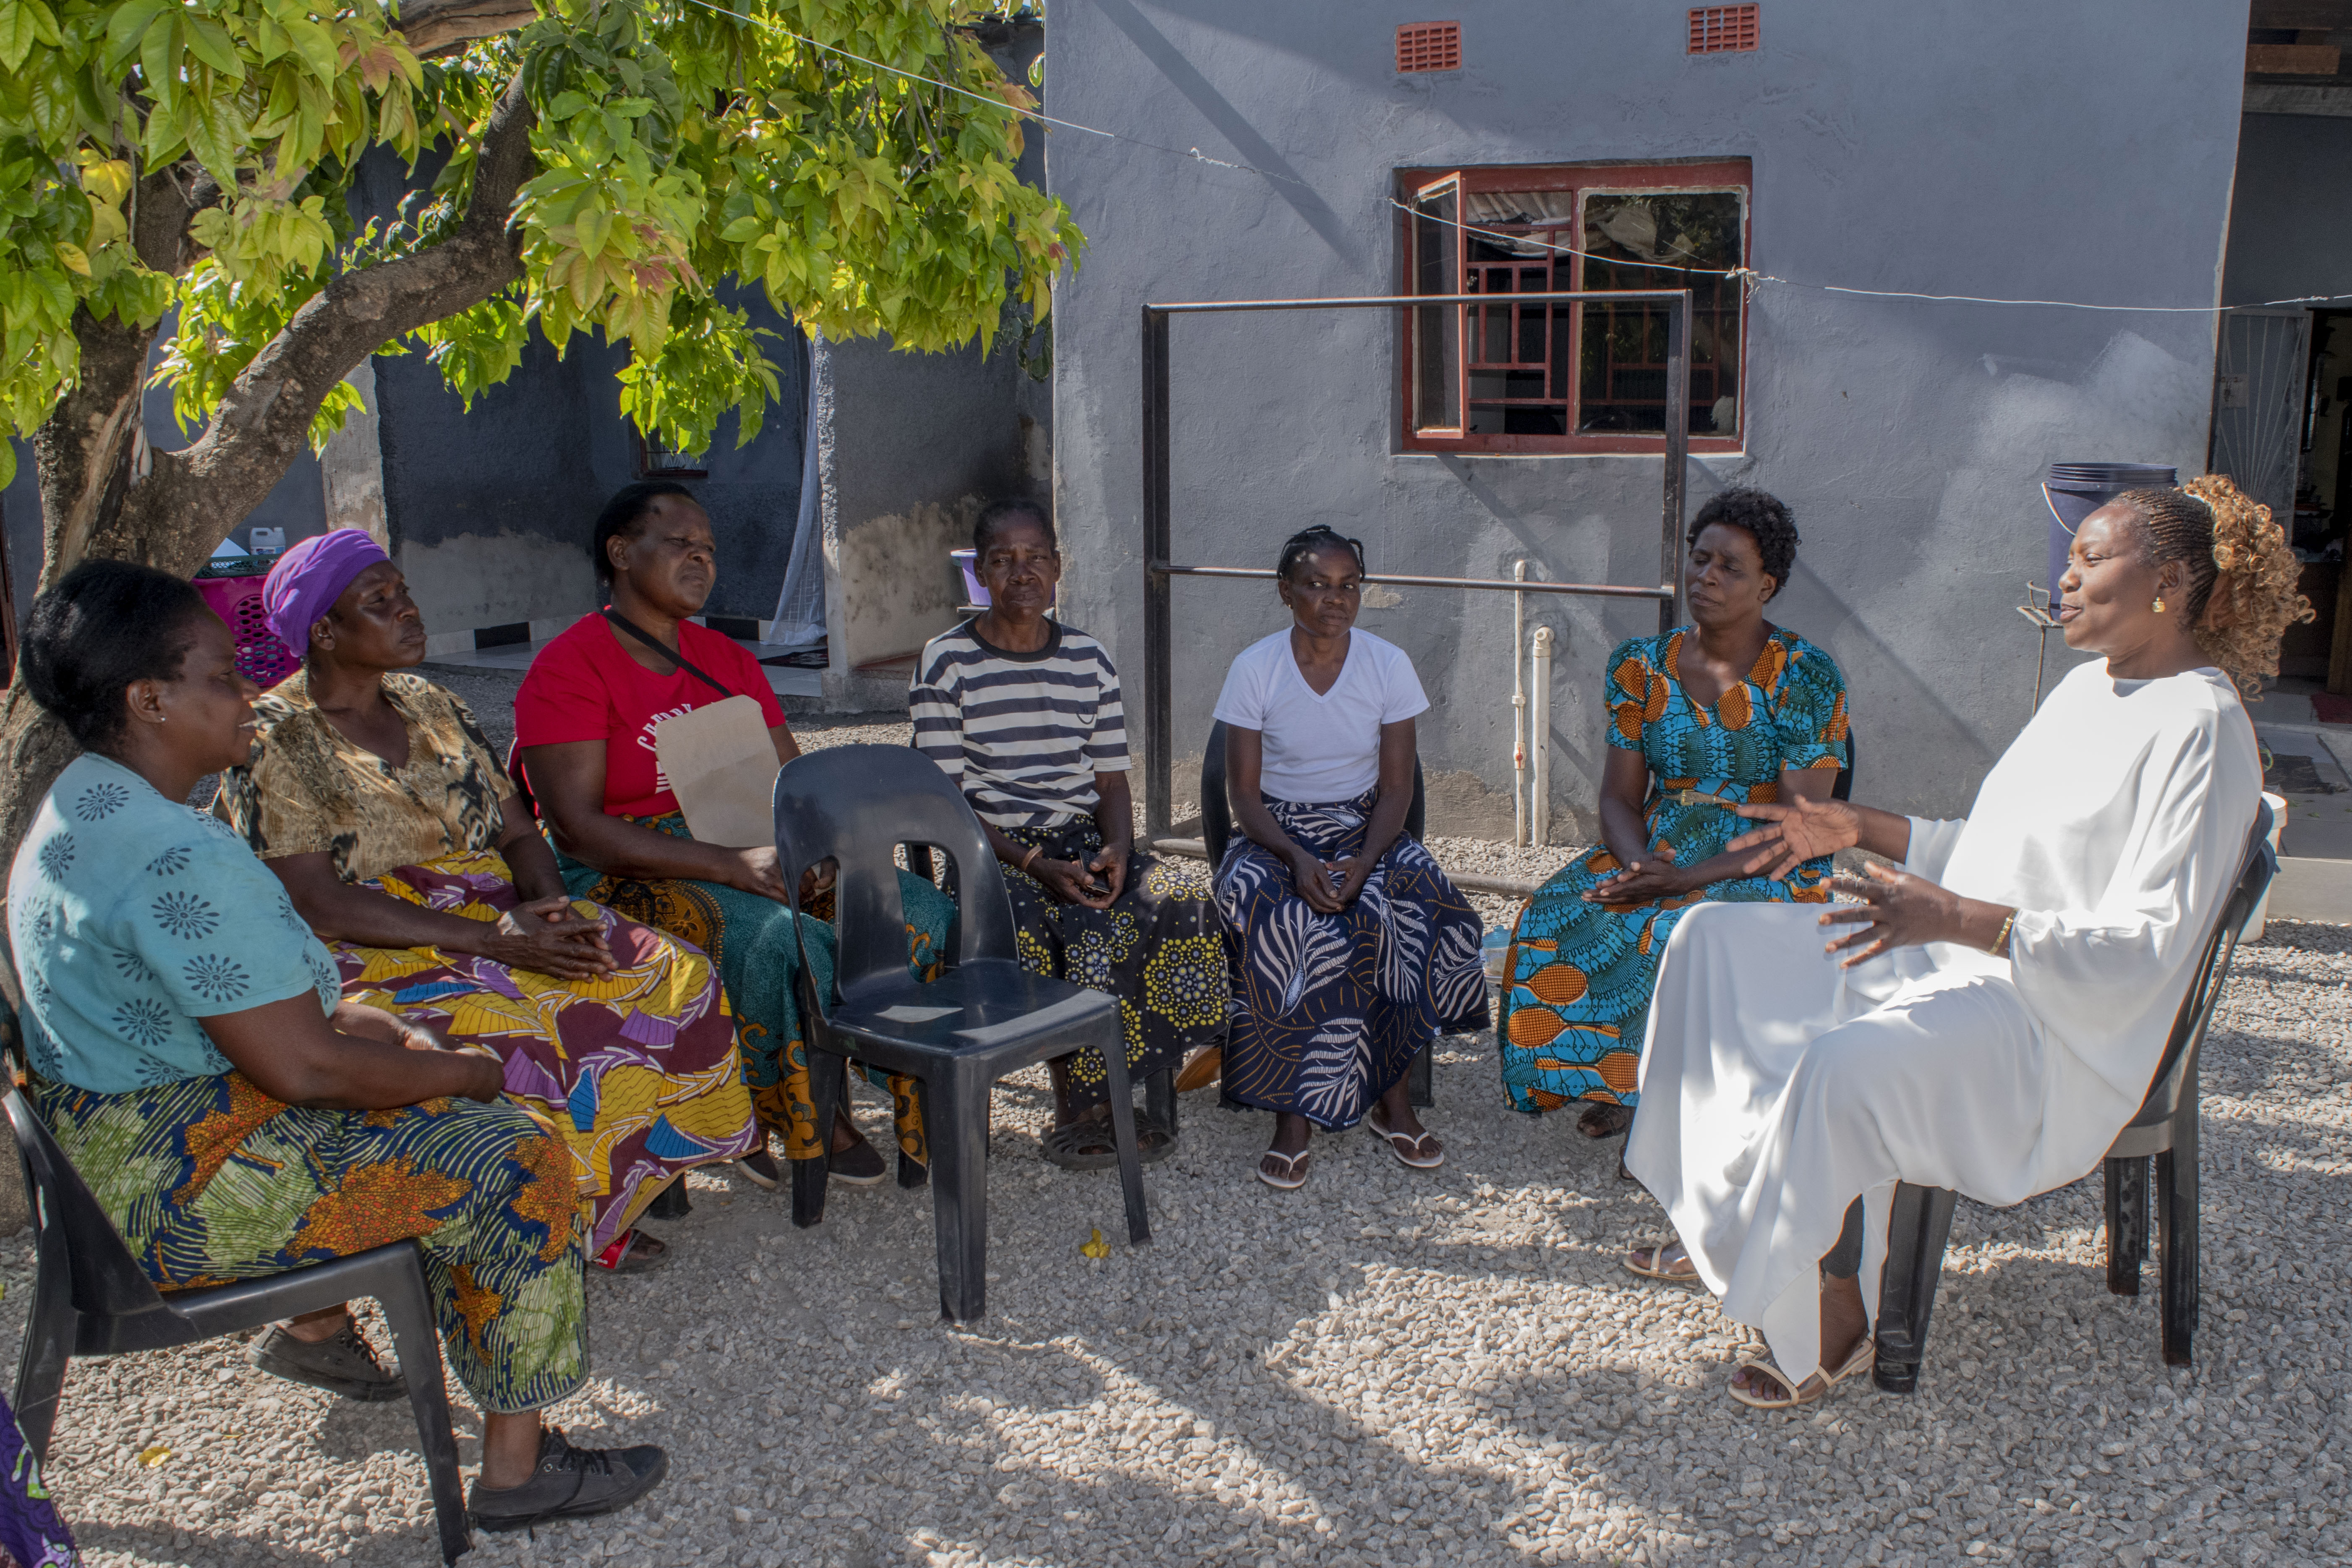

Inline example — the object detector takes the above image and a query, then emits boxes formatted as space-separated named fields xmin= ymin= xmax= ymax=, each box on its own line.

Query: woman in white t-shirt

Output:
xmin=1210 ymin=527 xmax=1489 ymax=1189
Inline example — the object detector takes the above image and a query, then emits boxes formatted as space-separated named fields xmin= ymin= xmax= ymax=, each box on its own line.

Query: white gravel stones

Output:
xmin=42 ymin=669 xmax=2352 ymax=1567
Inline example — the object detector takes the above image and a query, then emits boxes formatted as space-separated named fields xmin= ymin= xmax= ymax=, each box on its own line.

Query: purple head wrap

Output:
xmin=261 ymin=529 xmax=391 ymax=652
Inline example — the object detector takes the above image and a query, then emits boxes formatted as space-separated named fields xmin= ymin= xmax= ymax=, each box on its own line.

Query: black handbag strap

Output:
xmin=602 ymin=609 xmax=736 ymax=700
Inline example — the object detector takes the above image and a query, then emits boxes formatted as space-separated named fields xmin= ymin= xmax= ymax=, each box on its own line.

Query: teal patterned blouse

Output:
xmin=7 ymin=754 xmax=340 ymax=1094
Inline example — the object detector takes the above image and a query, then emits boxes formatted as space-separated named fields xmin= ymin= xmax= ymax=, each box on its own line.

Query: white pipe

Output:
xmin=1530 ymin=625 xmax=1555 ymax=848
xmin=1511 ymin=559 xmax=1529 ymax=847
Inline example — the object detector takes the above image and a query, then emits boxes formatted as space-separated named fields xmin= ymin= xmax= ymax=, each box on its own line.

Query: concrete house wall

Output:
xmin=1045 ymin=2 xmax=2250 ymax=836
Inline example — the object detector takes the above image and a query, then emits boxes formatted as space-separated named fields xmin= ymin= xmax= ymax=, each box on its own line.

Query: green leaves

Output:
xmin=4 ymin=0 xmax=1082 ymax=498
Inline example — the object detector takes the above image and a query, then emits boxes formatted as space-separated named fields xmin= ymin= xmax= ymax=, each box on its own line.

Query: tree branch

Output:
xmin=95 ymin=72 xmax=540 ymax=573
xmin=394 ymin=0 xmax=539 ymax=57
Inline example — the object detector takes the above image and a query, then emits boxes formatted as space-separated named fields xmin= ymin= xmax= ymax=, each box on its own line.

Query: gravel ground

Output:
xmin=34 ymin=668 xmax=2351 ymax=1568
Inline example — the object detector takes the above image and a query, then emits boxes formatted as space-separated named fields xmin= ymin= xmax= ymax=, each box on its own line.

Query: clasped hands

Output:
xmin=1286 ymin=846 xmax=1371 ymax=915
xmin=1029 ymin=844 xmax=1128 ymax=910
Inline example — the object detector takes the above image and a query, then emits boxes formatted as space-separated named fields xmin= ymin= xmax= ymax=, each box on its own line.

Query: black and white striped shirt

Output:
xmin=909 ymin=620 xmax=1129 ymax=829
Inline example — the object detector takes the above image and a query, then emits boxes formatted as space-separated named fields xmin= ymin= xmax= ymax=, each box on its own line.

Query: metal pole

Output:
xmin=1150 ymin=564 xmax=1670 ymax=600
xmin=1511 ymin=559 xmax=1527 ymax=848
xmin=1530 ymin=625 xmax=1555 ymax=847
xmin=1142 ymin=307 xmax=1173 ymax=840
xmin=1660 ymin=290 xmax=1692 ymax=635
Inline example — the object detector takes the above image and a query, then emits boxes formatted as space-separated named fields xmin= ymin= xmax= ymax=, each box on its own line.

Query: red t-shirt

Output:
xmin=514 ymin=613 xmax=788 ymax=818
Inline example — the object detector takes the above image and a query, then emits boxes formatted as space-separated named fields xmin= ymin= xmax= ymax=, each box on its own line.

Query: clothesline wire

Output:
xmin=666 ymin=0 xmax=2352 ymax=318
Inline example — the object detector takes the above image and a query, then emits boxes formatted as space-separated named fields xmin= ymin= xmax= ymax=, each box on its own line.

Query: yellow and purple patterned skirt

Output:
xmin=335 ymin=849 xmax=758 ymax=1253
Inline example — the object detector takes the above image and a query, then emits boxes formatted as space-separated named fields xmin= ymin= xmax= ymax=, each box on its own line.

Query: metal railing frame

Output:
xmin=1140 ymin=288 xmax=1696 ymax=839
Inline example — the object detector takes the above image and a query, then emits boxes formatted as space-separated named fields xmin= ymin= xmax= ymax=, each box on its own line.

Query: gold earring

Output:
xmin=2152 ymin=598 xmax=2166 ymax=613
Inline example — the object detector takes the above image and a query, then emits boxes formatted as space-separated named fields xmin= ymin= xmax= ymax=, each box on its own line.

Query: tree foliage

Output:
xmin=0 ymin=0 xmax=1079 ymax=490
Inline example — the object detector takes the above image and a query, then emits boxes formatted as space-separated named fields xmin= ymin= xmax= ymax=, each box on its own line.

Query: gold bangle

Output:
xmin=1992 ymin=909 xmax=2017 ymax=958
xmin=1020 ymin=845 xmax=1042 ymax=874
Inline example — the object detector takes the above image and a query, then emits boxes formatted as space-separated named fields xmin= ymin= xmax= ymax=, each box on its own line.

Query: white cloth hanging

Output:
xmin=1625 ymin=659 xmax=2261 ymax=1386
xmin=769 ymin=327 xmax=827 ymax=648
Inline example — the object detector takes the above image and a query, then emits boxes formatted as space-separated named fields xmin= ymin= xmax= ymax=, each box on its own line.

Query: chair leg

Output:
xmin=2158 ymin=1067 xmax=2200 ymax=1367
xmin=11 ymin=1217 xmax=78 ymax=1464
xmin=925 ymin=1074 xmax=993 ymax=1323
xmin=1409 ymin=1043 xmax=1435 ymax=1109
xmin=1102 ymin=1032 xmax=1152 ymax=1250
xmin=2105 ymin=1155 xmax=2149 ymax=1297
xmin=792 ymin=1051 xmax=847 ymax=1230
xmin=377 ymin=1243 xmax=472 ymax=1565
xmin=1872 ymin=1184 xmax=1959 ymax=1394
xmin=1145 ymin=1067 xmax=1178 ymax=1142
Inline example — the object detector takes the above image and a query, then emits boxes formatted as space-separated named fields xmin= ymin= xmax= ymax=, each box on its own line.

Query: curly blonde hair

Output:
xmin=2112 ymin=475 xmax=2313 ymax=697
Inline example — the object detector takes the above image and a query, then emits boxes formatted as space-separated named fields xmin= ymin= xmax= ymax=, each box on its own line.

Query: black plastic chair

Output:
xmin=1200 ymin=718 xmax=1437 ymax=1108
xmin=4 ymin=1087 xmax=473 ymax=1564
xmin=774 ymin=745 xmax=1150 ymax=1321
xmin=1871 ymin=800 xmax=2275 ymax=1392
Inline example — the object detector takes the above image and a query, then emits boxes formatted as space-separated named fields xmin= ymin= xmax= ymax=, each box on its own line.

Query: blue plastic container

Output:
xmin=2043 ymin=462 xmax=2177 ymax=594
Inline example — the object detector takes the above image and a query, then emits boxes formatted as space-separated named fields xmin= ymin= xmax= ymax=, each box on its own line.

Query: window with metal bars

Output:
xmin=1688 ymin=5 xmax=1759 ymax=53
xmin=1396 ymin=21 xmax=1461 ymax=73
xmin=1400 ymin=161 xmax=1749 ymax=453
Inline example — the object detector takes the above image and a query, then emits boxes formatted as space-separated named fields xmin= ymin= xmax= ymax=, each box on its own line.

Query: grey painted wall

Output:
xmin=1046 ymin=0 xmax=2247 ymax=836
xmin=2222 ymin=113 xmax=2352 ymax=307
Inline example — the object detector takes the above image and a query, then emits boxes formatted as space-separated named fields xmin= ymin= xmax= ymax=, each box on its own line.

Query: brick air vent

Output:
xmin=1688 ymin=5 xmax=1759 ymax=53
xmin=1396 ymin=21 xmax=1461 ymax=74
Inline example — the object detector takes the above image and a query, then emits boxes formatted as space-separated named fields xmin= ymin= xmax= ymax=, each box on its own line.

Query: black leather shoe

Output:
xmin=468 ymin=1427 xmax=669 ymax=1532
xmin=249 ymin=1322 xmax=406 ymax=1402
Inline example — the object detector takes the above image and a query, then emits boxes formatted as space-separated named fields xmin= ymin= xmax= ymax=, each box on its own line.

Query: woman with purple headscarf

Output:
xmin=215 ymin=530 xmax=758 ymax=1295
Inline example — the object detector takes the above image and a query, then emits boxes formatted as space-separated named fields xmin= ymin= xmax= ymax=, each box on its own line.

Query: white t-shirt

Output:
xmin=1211 ymin=629 xmax=1430 ymax=802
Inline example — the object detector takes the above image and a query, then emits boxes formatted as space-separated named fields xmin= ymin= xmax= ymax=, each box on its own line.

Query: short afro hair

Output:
xmin=973 ymin=497 xmax=1055 ymax=554
xmin=1688 ymin=488 xmax=1799 ymax=599
xmin=590 ymin=480 xmax=696 ymax=585
xmin=20 ymin=560 xmax=214 ymax=750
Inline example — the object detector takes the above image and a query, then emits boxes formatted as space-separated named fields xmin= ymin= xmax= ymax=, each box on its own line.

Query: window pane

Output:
xmin=1456 ymin=191 xmax=1572 ymax=436
xmin=1413 ymin=188 xmax=1460 ymax=432
xmin=1576 ymin=191 xmax=1743 ymax=435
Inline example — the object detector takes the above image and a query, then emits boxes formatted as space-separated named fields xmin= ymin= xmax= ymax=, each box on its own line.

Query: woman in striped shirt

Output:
xmin=910 ymin=499 xmax=1228 ymax=1170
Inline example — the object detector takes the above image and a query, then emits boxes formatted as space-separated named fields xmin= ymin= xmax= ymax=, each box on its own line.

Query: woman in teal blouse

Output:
xmin=6 ymin=562 xmax=665 ymax=1533
xmin=1499 ymin=490 xmax=1850 ymax=1139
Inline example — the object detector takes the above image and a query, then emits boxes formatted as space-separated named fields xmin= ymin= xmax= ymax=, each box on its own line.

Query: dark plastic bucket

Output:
xmin=2043 ymin=462 xmax=2177 ymax=594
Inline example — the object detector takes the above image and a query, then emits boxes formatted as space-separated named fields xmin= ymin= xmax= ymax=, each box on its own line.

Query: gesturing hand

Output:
xmin=1818 ymin=861 xmax=1965 ymax=967
xmin=1728 ymin=797 xmax=1863 ymax=881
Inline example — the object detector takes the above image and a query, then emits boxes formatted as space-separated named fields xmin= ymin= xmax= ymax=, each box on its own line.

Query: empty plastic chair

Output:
xmin=774 ymin=745 xmax=1150 ymax=1321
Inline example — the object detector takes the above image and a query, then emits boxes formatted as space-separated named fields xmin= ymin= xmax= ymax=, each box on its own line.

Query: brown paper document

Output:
xmin=652 ymin=695 xmax=779 ymax=848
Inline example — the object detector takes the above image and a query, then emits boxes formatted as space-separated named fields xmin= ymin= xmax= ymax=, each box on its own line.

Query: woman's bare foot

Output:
xmin=1729 ymin=1273 xmax=1870 ymax=1403
xmin=1576 ymin=1101 xmax=1634 ymax=1139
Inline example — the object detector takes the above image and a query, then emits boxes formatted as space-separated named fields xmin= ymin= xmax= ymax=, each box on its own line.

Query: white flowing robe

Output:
xmin=1624 ymin=661 xmax=2261 ymax=1385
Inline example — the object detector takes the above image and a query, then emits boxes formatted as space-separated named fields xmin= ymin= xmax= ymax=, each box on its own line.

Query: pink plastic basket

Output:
xmin=193 ymin=574 xmax=301 ymax=689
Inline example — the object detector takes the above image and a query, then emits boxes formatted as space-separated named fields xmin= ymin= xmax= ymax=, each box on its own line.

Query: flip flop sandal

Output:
xmin=1364 ymin=1107 xmax=1444 ymax=1170
xmin=591 ymin=1228 xmax=669 ymax=1274
xmin=1621 ymin=1242 xmax=1701 ymax=1285
xmin=1726 ymin=1338 xmax=1874 ymax=1410
xmin=1174 ymin=1046 xmax=1223 ymax=1093
xmin=1256 ymin=1149 xmax=1311 ymax=1191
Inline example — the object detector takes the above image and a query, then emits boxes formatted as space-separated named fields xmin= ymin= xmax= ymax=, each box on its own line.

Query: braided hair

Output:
xmin=1688 ymin=488 xmax=1799 ymax=600
xmin=2112 ymin=475 xmax=2313 ymax=695
xmin=973 ymin=496 xmax=1054 ymax=554
xmin=590 ymin=481 xmax=695 ymax=585
xmin=1275 ymin=525 xmax=1366 ymax=582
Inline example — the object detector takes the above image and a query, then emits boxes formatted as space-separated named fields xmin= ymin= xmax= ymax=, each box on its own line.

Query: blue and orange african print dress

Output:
xmin=1500 ymin=626 xmax=1848 ymax=1114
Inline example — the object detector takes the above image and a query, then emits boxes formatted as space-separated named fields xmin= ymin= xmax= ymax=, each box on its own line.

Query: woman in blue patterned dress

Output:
xmin=1500 ymin=490 xmax=1850 ymax=1140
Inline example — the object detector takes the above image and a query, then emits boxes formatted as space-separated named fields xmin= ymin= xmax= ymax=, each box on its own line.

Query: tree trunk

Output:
xmin=0 ymin=74 xmax=538 ymax=861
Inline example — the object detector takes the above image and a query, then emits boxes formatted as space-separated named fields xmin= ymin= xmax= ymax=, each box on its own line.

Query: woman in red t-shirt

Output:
xmin=516 ymin=483 xmax=953 ymax=1187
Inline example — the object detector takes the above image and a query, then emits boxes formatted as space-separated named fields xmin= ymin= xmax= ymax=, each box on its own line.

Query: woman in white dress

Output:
xmin=1618 ymin=475 xmax=2308 ymax=1407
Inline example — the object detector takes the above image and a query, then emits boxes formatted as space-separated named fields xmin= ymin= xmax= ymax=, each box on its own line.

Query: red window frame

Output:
xmin=1397 ymin=159 xmax=1751 ymax=455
